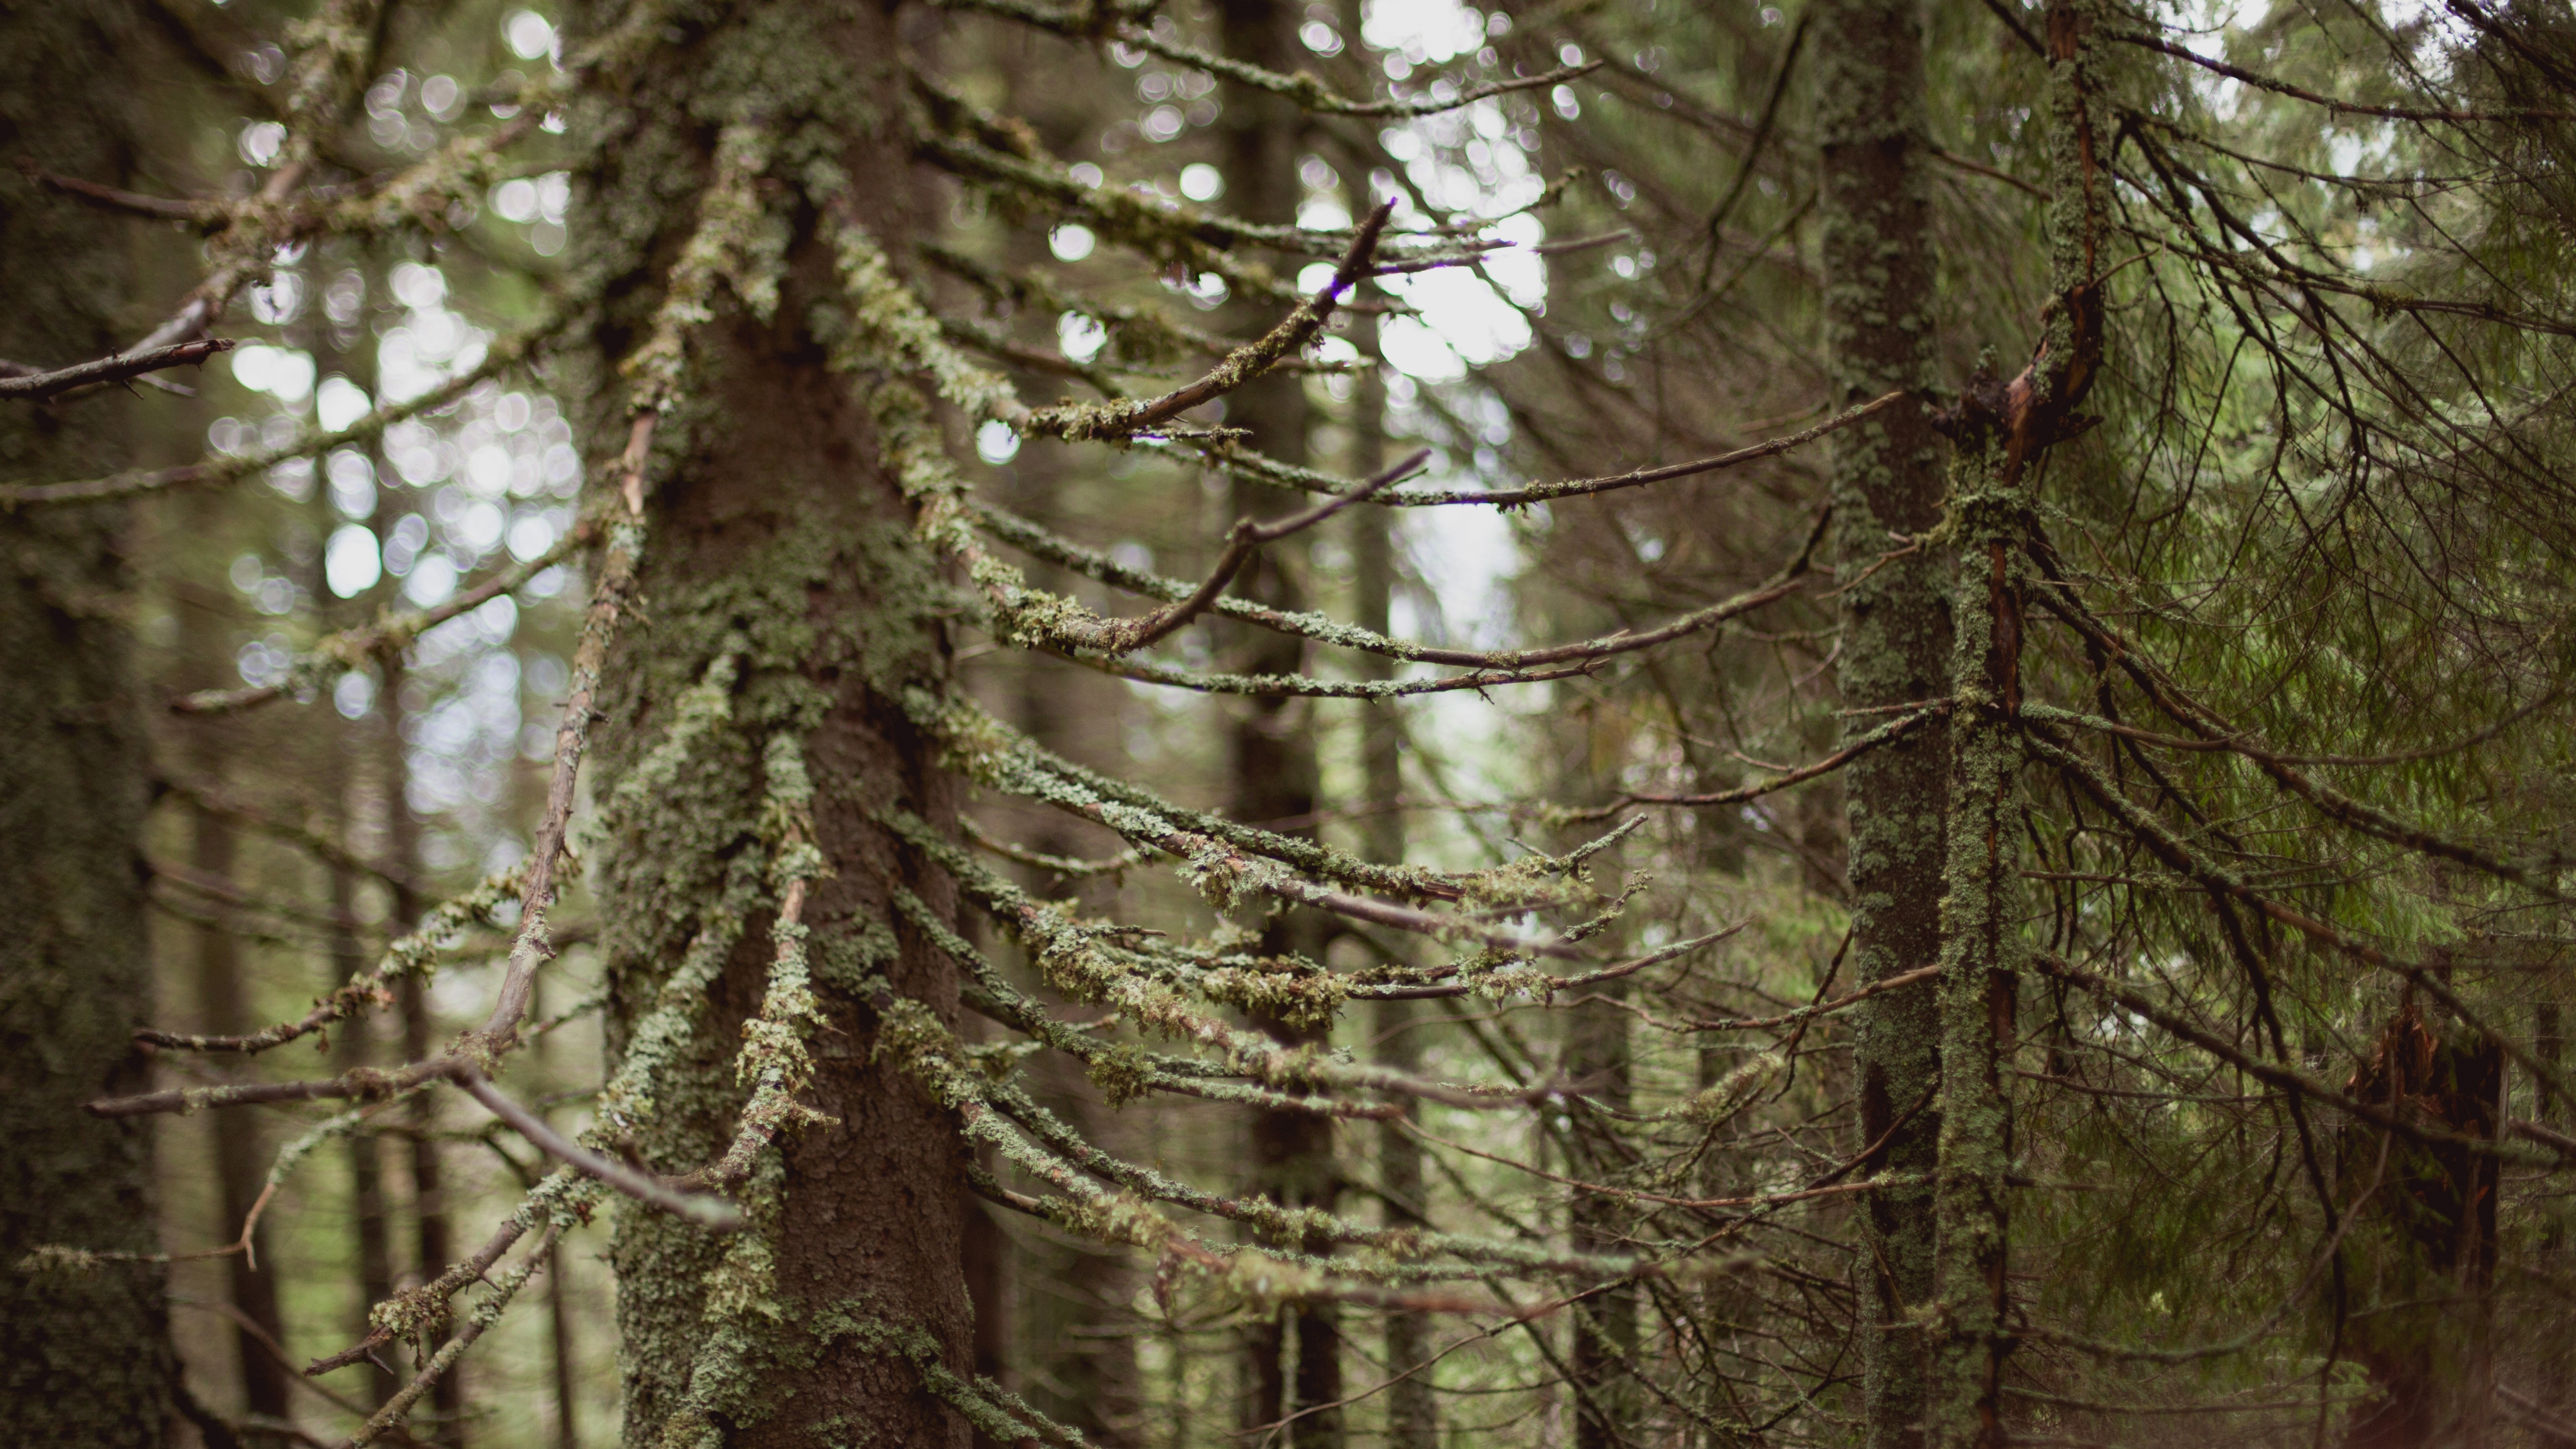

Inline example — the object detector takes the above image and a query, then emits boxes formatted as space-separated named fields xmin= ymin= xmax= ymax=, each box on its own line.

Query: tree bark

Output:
xmin=1923 ymin=423 xmax=2019 ymax=1449
xmin=578 ymin=2 xmax=975 ymax=1443
xmin=1815 ymin=0 xmax=1953 ymax=1442
xmin=0 ymin=2 xmax=182 ymax=1440
xmin=1566 ymin=981 xmax=1640 ymax=1449
xmin=1218 ymin=1 xmax=1342 ymax=1442
xmin=191 ymin=790 xmax=295 ymax=1421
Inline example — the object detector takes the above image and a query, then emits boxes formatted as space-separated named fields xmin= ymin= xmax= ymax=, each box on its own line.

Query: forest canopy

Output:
xmin=3 ymin=0 xmax=2573 ymax=1446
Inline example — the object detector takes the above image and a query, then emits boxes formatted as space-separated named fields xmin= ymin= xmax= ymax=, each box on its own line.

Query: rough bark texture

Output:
xmin=1925 ymin=428 xmax=2019 ymax=1449
xmin=1815 ymin=0 xmax=1951 ymax=1442
xmin=578 ymin=1 xmax=974 ymax=1443
xmin=1218 ymin=0 xmax=1342 ymax=1441
xmin=0 ymin=2 xmax=182 ymax=1442
xmin=2338 ymin=1001 xmax=2504 ymax=1449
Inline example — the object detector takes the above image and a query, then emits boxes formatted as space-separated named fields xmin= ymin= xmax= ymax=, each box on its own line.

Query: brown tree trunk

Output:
xmin=1218 ymin=1 xmax=1342 ymax=1443
xmin=1350 ymin=297 xmax=1437 ymax=1449
xmin=1815 ymin=0 xmax=1952 ymax=1440
xmin=0 ymin=2 xmax=182 ymax=1442
xmin=325 ymin=759 xmax=399 ymax=1409
xmin=1006 ymin=460 xmax=1141 ymax=1447
xmin=376 ymin=657 xmax=463 ymax=1446
xmin=188 ymin=785 xmax=294 ymax=1421
xmin=578 ymin=2 xmax=975 ymax=1443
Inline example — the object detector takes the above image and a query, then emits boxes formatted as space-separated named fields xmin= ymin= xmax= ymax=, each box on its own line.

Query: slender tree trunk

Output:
xmin=578 ymin=3 xmax=975 ymax=1442
xmin=168 ymin=558 xmax=294 ymax=1423
xmin=1352 ymin=303 xmax=1437 ymax=1449
xmin=189 ymin=779 xmax=294 ymax=1421
xmin=1566 ymin=980 xmax=1640 ymax=1449
xmin=1815 ymin=0 xmax=1951 ymax=1440
xmin=312 ymin=252 xmax=402 ymax=1409
xmin=1218 ymin=1 xmax=1342 ymax=1442
xmin=0 ymin=7 xmax=182 ymax=1440
xmin=527 ymin=972 xmax=581 ymax=1449
xmin=325 ymin=749 xmax=399 ymax=1409
xmin=1008 ymin=455 xmax=1140 ymax=1448
xmin=1923 ymin=424 xmax=2019 ymax=1449
xmin=374 ymin=657 xmax=463 ymax=1446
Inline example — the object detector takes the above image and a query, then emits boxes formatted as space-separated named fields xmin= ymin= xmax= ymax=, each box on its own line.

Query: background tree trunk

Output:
xmin=0 ymin=2 xmax=182 ymax=1443
xmin=1218 ymin=1 xmax=1341 ymax=1442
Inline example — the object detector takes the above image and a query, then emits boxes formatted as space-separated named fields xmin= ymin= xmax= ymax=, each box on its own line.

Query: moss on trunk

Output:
xmin=0 ymin=2 xmax=181 ymax=1441
xmin=573 ymin=2 xmax=977 ymax=1443
xmin=1815 ymin=0 xmax=1953 ymax=1440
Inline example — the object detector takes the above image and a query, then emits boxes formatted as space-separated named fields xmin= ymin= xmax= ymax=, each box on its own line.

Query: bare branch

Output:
xmin=0 ymin=339 xmax=235 ymax=402
xmin=1097 ymin=448 xmax=1429 ymax=654
xmin=452 ymin=1067 xmax=743 ymax=1230
xmin=1021 ymin=200 xmax=1397 ymax=441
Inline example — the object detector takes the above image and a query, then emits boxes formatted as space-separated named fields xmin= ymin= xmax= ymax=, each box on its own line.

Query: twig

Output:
xmin=0 ymin=339 xmax=235 ymax=402
xmin=476 ymin=415 xmax=655 ymax=1049
xmin=1367 ymin=390 xmax=1905 ymax=508
xmin=452 ymin=1067 xmax=743 ymax=1229
xmin=172 ymin=515 xmax=594 ymax=715
xmin=1022 ymin=200 xmax=1395 ymax=441
xmin=1099 ymin=448 xmax=1428 ymax=654
xmin=1565 ymin=702 xmax=1947 ymax=820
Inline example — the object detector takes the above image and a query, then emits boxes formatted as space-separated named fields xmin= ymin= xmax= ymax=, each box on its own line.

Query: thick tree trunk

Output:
xmin=1218 ymin=1 xmax=1342 ymax=1442
xmin=0 ymin=3 xmax=181 ymax=1441
xmin=578 ymin=2 xmax=974 ymax=1443
xmin=1815 ymin=0 xmax=1952 ymax=1442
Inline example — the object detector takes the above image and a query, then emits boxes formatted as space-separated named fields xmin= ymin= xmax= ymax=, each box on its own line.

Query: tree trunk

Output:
xmin=325 ymin=760 xmax=399 ymax=1409
xmin=1218 ymin=1 xmax=1342 ymax=1442
xmin=1007 ymin=456 xmax=1141 ymax=1448
xmin=578 ymin=2 xmax=975 ymax=1443
xmin=376 ymin=657 xmax=463 ymax=1446
xmin=1566 ymin=983 xmax=1640 ymax=1449
xmin=1815 ymin=0 xmax=1951 ymax=1441
xmin=0 ymin=3 xmax=181 ymax=1441
xmin=1352 ymin=301 xmax=1437 ymax=1449
xmin=1924 ymin=422 xmax=2019 ymax=1449
xmin=191 ymin=790 xmax=294 ymax=1421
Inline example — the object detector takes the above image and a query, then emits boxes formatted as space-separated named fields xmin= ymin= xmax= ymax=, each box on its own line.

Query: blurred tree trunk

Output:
xmin=1351 ymin=299 xmax=1437 ymax=1449
xmin=314 ymin=248 xmax=399 ymax=1410
xmin=181 ymin=710 xmax=292 ymax=1421
xmin=1007 ymin=453 xmax=1141 ymax=1448
xmin=378 ymin=657 xmax=463 ymax=1446
xmin=579 ymin=2 xmax=975 ymax=1443
xmin=1566 ymin=978 xmax=1639 ymax=1449
xmin=1815 ymin=0 xmax=1951 ymax=1440
xmin=0 ymin=1 xmax=181 ymax=1441
xmin=1218 ymin=1 xmax=1341 ymax=1443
